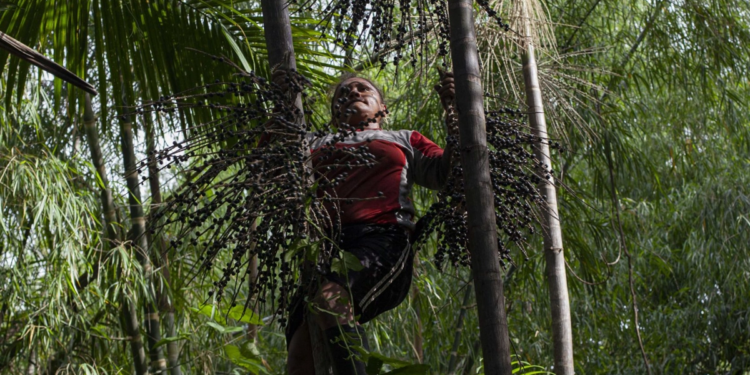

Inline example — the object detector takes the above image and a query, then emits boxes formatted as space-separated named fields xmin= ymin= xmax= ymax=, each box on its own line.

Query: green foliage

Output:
xmin=194 ymin=303 xmax=264 ymax=326
xmin=2 ymin=0 xmax=750 ymax=373
xmin=513 ymin=0 xmax=750 ymax=372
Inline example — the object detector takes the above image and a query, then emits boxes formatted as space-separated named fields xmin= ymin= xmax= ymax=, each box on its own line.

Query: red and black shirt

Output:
xmin=306 ymin=129 xmax=447 ymax=230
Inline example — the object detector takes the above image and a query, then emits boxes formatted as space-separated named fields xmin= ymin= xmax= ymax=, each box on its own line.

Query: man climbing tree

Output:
xmin=148 ymin=2 xmax=544 ymax=374
xmin=272 ymin=70 xmax=457 ymax=374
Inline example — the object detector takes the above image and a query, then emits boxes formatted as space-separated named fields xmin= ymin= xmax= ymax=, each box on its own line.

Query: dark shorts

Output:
xmin=285 ymin=224 xmax=414 ymax=345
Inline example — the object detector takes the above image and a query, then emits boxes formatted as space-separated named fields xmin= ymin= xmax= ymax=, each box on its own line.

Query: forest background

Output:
xmin=1 ymin=0 xmax=749 ymax=374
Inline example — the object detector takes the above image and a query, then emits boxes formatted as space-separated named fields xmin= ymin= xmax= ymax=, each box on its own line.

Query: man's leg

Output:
xmin=315 ymin=281 xmax=355 ymax=328
xmin=287 ymin=320 xmax=314 ymax=375
xmin=315 ymin=281 xmax=369 ymax=375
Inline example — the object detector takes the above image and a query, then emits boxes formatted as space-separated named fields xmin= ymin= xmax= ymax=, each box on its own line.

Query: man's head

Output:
xmin=330 ymin=75 xmax=386 ymax=130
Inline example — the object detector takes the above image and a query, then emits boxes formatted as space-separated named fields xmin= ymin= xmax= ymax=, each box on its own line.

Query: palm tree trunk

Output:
xmin=260 ymin=1 xmax=332 ymax=373
xmin=144 ymin=115 xmax=182 ymax=375
xmin=120 ymin=106 xmax=165 ymax=374
xmin=83 ymin=92 xmax=147 ymax=374
xmin=261 ymin=0 xmax=304 ymax=113
xmin=445 ymin=0 xmax=513 ymax=373
xmin=521 ymin=6 xmax=574 ymax=375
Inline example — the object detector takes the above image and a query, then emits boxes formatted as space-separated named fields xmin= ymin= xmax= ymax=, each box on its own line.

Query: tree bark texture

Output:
xmin=446 ymin=0 xmax=513 ymax=373
xmin=522 ymin=9 xmax=575 ymax=375
xmin=260 ymin=1 xmax=332 ymax=374
xmin=120 ymin=110 xmax=165 ymax=374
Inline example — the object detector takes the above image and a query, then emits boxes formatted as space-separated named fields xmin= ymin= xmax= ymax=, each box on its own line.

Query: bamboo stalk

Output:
xmin=461 ymin=339 xmax=481 ymax=375
xmin=78 ymin=94 xmax=119 ymax=289
xmin=521 ymin=5 xmax=574 ymax=374
xmin=411 ymin=278 xmax=424 ymax=363
xmin=259 ymin=0 xmax=333 ymax=373
xmin=447 ymin=283 xmax=472 ymax=374
xmin=162 ymin=312 xmax=179 ymax=375
xmin=122 ymin=297 xmax=149 ymax=375
xmin=445 ymin=0 xmax=513 ymax=373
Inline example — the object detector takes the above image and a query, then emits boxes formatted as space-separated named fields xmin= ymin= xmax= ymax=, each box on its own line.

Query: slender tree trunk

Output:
xmin=122 ymin=297 xmax=148 ymax=375
xmin=447 ymin=283 xmax=473 ymax=374
xmin=446 ymin=0 xmax=513 ymax=373
xmin=80 ymin=94 xmax=119 ymax=287
xmin=84 ymin=93 xmax=147 ymax=374
xmin=162 ymin=307 xmax=180 ymax=375
xmin=521 ymin=6 xmax=574 ymax=375
xmin=44 ymin=96 xmax=122 ymax=374
xmin=120 ymin=104 xmax=164 ymax=374
xmin=411 ymin=280 xmax=424 ymax=363
xmin=260 ymin=1 xmax=332 ymax=373
xmin=144 ymin=115 xmax=182 ymax=375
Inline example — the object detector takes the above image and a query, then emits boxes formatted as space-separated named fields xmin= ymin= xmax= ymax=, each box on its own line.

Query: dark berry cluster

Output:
xmin=476 ymin=0 xmax=510 ymax=31
xmin=296 ymin=0 xmax=506 ymax=70
xmin=136 ymin=57 xmax=556 ymax=323
xmin=137 ymin=60 xmax=380 ymax=324
xmin=414 ymin=106 xmax=562 ymax=269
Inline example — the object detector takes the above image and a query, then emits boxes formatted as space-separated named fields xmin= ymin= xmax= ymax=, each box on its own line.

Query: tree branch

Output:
xmin=561 ymin=0 xmax=603 ymax=51
xmin=602 ymin=0 xmax=666 ymax=100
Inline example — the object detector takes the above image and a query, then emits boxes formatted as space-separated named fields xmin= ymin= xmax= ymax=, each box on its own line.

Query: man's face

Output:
xmin=333 ymin=78 xmax=386 ymax=129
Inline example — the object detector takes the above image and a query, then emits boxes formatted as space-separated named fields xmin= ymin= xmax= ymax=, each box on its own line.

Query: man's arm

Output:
xmin=411 ymin=71 xmax=458 ymax=190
